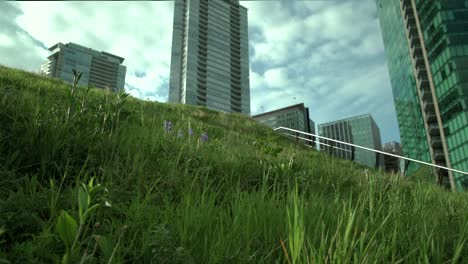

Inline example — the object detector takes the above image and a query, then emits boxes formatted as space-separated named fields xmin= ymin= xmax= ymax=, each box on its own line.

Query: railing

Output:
xmin=273 ymin=126 xmax=468 ymax=177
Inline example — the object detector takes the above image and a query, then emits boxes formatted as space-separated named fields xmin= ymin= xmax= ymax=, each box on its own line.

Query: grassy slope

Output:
xmin=0 ymin=65 xmax=467 ymax=263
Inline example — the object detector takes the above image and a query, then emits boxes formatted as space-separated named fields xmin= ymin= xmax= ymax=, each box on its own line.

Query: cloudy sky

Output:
xmin=0 ymin=0 xmax=401 ymax=144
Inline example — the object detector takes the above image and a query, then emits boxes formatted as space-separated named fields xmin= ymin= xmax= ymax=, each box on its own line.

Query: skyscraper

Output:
xmin=382 ymin=141 xmax=403 ymax=173
xmin=252 ymin=103 xmax=316 ymax=147
xmin=40 ymin=42 xmax=126 ymax=92
xmin=169 ymin=0 xmax=250 ymax=114
xmin=318 ymin=114 xmax=383 ymax=169
xmin=376 ymin=0 xmax=468 ymax=191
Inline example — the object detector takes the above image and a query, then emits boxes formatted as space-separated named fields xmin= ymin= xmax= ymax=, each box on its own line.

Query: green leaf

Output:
xmin=78 ymin=187 xmax=89 ymax=222
xmin=56 ymin=211 xmax=78 ymax=249
xmin=97 ymin=236 xmax=114 ymax=260
xmin=82 ymin=204 xmax=101 ymax=223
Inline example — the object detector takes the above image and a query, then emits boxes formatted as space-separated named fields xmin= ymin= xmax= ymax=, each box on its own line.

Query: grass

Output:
xmin=0 ymin=64 xmax=467 ymax=263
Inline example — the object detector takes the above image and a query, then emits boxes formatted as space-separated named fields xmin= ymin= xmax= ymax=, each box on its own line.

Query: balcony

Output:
xmin=197 ymin=80 xmax=206 ymax=87
xmin=425 ymin=113 xmax=437 ymax=123
xmin=401 ymin=0 xmax=411 ymax=6
xmin=414 ymin=56 xmax=425 ymax=68
xmin=231 ymin=85 xmax=242 ymax=92
xmin=408 ymin=25 xmax=418 ymax=36
xmin=231 ymin=93 xmax=241 ymax=100
xmin=198 ymin=49 xmax=207 ymax=56
xmin=231 ymin=89 xmax=241 ymax=97
xmin=231 ymin=76 xmax=241 ymax=84
xmin=428 ymin=124 xmax=440 ymax=136
xmin=411 ymin=43 xmax=422 ymax=57
xmin=197 ymin=85 xmax=206 ymax=93
xmin=404 ymin=6 xmax=413 ymax=19
xmin=417 ymin=67 xmax=427 ymax=80
xmin=420 ymin=88 xmax=432 ymax=100
xmin=410 ymin=34 xmax=420 ymax=46
xmin=405 ymin=14 xmax=416 ymax=26
xmin=431 ymin=137 xmax=443 ymax=148
xmin=419 ymin=77 xmax=430 ymax=89
xmin=197 ymin=92 xmax=206 ymax=100
xmin=433 ymin=150 xmax=445 ymax=161
xmin=231 ymin=70 xmax=241 ymax=77
xmin=231 ymin=101 xmax=242 ymax=108
xmin=423 ymin=101 xmax=435 ymax=112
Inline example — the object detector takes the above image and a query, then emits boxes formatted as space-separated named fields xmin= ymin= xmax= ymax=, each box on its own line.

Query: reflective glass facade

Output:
xmin=318 ymin=114 xmax=383 ymax=169
xmin=252 ymin=103 xmax=315 ymax=147
xmin=376 ymin=0 xmax=468 ymax=190
xmin=169 ymin=0 xmax=250 ymax=114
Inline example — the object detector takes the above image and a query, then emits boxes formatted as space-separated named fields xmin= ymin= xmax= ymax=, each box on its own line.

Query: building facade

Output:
xmin=382 ymin=141 xmax=403 ymax=173
xmin=318 ymin=114 xmax=383 ymax=169
xmin=376 ymin=0 xmax=468 ymax=191
xmin=40 ymin=42 xmax=126 ymax=92
xmin=252 ymin=103 xmax=315 ymax=147
xmin=169 ymin=0 xmax=250 ymax=114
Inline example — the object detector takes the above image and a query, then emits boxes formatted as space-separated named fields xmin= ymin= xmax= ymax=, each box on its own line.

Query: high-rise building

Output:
xmin=252 ymin=103 xmax=316 ymax=147
xmin=382 ymin=141 xmax=403 ymax=173
xmin=318 ymin=114 xmax=383 ymax=169
xmin=375 ymin=0 xmax=468 ymax=190
xmin=169 ymin=0 xmax=250 ymax=114
xmin=40 ymin=42 xmax=126 ymax=92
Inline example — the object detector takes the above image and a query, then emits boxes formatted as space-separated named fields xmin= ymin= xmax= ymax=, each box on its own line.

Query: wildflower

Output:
xmin=178 ymin=130 xmax=184 ymax=138
xmin=163 ymin=120 xmax=172 ymax=132
xmin=200 ymin=133 xmax=209 ymax=142
xmin=188 ymin=128 xmax=194 ymax=137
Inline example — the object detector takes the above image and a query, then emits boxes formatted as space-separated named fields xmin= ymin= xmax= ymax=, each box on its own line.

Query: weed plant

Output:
xmin=0 ymin=65 xmax=467 ymax=263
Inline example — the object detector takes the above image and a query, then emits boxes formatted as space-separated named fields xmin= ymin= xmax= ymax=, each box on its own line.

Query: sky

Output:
xmin=0 ymin=0 xmax=401 ymax=144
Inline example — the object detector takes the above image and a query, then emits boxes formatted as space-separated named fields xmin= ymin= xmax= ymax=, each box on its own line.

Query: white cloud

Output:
xmin=13 ymin=1 xmax=174 ymax=100
xmin=264 ymin=67 xmax=289 ymax=88
xmin=0 ymin=34 xmax=13 ymax=46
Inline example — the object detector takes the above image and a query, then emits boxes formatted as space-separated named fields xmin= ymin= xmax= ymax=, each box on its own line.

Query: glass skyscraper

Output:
xmin=318 ymin=114 xmax=383 ymax=169
xmin=252 ymin=103 xmax=316 ymax=147
xmin=169 ymin=0 xmax=250 ymax=114
xmin=376 ymin=0 xmax=468 ymax=191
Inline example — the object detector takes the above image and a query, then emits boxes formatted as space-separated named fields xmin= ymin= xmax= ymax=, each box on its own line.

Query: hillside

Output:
xmin=0 ymin=64 xmax=467 ymax=263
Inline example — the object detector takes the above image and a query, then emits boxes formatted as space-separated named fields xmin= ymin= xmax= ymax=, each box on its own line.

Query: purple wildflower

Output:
xmin=188 ymin=128 xmax=194 ymax=137
xmin=163 ymin=120 xmax=172 ymax=132
xmin=200 ymin=133 xmax=209 ymax=142
xmin=178 ymin=130 xmax=184 ymax=138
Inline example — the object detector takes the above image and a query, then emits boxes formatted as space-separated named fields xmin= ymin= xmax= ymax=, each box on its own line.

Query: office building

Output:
xmin=169 ymin=0 xmax=250 ymax=114
xmin=252 ymin=103 xmax=315 ymax=147
xmin=382 ymin=141 xmax=403 ymax=173
xmin=40 ymin=42 xmax=126 ymax=92
xmin=318 ymin=114 xmax=383 ymax=169
xmin=376 ymin=0 xmax=468 ymax=190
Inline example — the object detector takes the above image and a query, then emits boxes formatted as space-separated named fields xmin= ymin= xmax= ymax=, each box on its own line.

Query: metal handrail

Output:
xmin=286 ymin=134 xmax=353 ymax=153
xmin=274 ymin=126 xmax=468 ymax=176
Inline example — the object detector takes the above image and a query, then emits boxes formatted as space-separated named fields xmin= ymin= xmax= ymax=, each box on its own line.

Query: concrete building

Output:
xmin=252 ymin=103 xmax=315 ymax=147
xmin=318 ymin=114 xmax=383 ymax=169
xmin=169 ymin=0 xmax=250 ymax=114
xmin=376 ymin=0 xmax=468 ymax=190
xmin=40 ymin=42 xmax=126 ymax=92
xmin=382 ymin=141 xmax=403 ymax=173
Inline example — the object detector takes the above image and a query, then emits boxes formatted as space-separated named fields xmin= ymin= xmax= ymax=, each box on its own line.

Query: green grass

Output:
xmin=0 ymin=64 xmax=467 ymax=263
